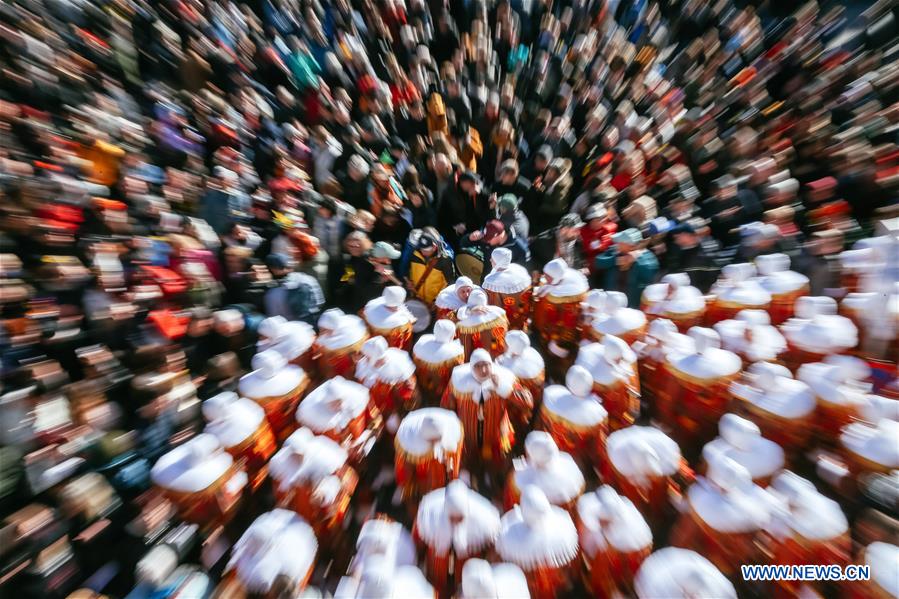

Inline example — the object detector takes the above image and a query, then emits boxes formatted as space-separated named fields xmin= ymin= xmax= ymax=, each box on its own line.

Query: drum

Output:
xmin=406 ymin=299 xmax=432 ymax=333
xmin=486 ymin=287 xmax=532 ymax=331
xmin=150 ymin=434 xmax=248 ymax=528
xmin=456 ymin=246 xmax=485 ymax=283
xmin=577 ymin=486 xmax=653 ymax=599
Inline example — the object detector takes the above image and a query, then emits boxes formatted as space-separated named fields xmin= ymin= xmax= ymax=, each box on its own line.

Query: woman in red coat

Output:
xmin=580 ymin=203 xmax=618 ymax=273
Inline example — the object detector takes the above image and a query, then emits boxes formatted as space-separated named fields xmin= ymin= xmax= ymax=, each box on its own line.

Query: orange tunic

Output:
xmin=441 ymin=365 xmax=532 ymax=469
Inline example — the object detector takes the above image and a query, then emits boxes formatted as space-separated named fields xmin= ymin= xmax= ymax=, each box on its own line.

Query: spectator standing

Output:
xmin=594 ymin=228 xmax=659 ymax=307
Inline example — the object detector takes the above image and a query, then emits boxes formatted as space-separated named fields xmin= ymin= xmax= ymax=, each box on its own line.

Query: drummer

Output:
xmin=268 ymin=427 xmax=358 ymax=542
xmin=412 ymin=320 xmax=466 ymax=405
xmin=496 ymin=330 xmax=546 ymax=416
xmin=504 ymin=431 xmax=585 ymax=511
xmin=482 ymin=247 xmax=533 ymax=330
xmin=413 ymin=480 xmax=501 ymax=596
xmin=441 ymin=349 xmax=533 ymax=477
xmin=314 ymin=309 xmax=369 ymax=380
xmin=582 ymin=290 xmax=648 ymax=347
xmin=537 ymin=365 xmax=609 ymax=470
xmin=434 ymin=276 xmax=478 ymax=322
xmin=354 ymin=336 xmax=418 ymax=434
xmin=641 ymin=273 xmax=706 ymax=333
xmin=361 ymin=286 xmax=416 ymax=350
xmin=495 ymin=485 xmax=580 ymax=599
xmin=455 ymin=289 xmax=509 ymax=359
xmin=533 ymin=258 xmax=590 ymax=378
xmin=394 ymin=408 xmax=463 ymax=501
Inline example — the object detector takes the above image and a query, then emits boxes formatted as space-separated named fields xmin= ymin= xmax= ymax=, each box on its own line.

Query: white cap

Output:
xmin=456 ymin=276 xmax=474 ymax=290
xmin=319 ymin=309 xmax=344 ymax=330
xmin=505 ymin=330 xmax=530 ymax=355
xmin=736 ymin=310 xmax=770 ymax=326
xmin=202 ymin=391 xmax=239 ymax=422
xmin=362 ymin=336 xmax=389 ymax=359
xmin=707 ymin=452 xmax=752 ymax=491
xmin=419 ymin=414 xmax=443 ymax=441
xmin=491 ymin=248 xmax=513 ymax=269
xmin=566 ymin=365 xmax=594 ymax=397
xmin=607 ymin=291 xmax=629 ymax=310
xmin=648 ymin=319 xmax=677 ymax=340
xmin=461 ymin=560 xmax=497 ymax=598
xmin=525 ymin=431 xmax=559 ymax=468
xmin=470 ymin=348 xmax=492 ymax=366
xmin=520 ymin=485 xmax=552 ymax=526
xmin=136 ymin=545 xmax=178 ymax=587
xmin=718 ymin=414 xmax=761 ymax=451
xmin=252 ymin=350 xmax=287 ymax=378
xmin=603 ymin=334 xmax=629 ymax=362
xmin=722 ymin=263 xmax=756 ymax=282
xmin=662 ymin=273 xmax=690 ymax=288
xmin=258 ymin=316 xmax=288 ymax=340
xmin=384 ymin=286 xmax=406 ymax=307
xmin=468 ymin=289 xmax=488 ymax=307
xmin=688 ymin=327 xmax=721 ymax=353
xmin=544 ymin=258 xmax=566 ymax=281
xmin=445 ymin=480 xmax=469 ymax=518
xmin=756 ymin=253 xmax=790 ymax=275
xmin=794 ymin=296 xmax=837 ymax=319
xmin=585 ymin=289 xmax=607 ymax=311
xmin=433 ymin=320 xmax=457 ymax=343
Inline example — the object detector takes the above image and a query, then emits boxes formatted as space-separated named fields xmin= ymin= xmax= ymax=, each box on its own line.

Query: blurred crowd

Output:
xmin=0 ymin=0 xmax=897 ymax=597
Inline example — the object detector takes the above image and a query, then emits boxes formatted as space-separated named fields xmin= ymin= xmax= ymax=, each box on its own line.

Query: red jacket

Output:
xmin=581 ymin=221 xmax=618 ymax=270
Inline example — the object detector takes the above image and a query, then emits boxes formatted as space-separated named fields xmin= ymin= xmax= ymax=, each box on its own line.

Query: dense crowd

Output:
xmin=0 ymin=0 xmax=897 ymax=597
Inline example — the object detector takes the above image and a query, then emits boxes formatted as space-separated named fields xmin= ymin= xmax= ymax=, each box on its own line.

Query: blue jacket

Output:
xmin=595 ymin=248 xmax=659 ymax=307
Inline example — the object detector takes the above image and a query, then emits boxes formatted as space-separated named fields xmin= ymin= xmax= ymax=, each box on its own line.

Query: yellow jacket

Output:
xmin=408 ymin=250 xmax=453 ymax=305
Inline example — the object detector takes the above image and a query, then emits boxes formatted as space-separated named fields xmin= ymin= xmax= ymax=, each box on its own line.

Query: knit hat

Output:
xmin=497 ymin=194 xmax=518 ymax=213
